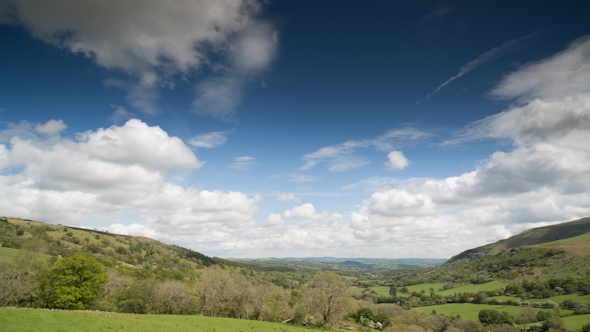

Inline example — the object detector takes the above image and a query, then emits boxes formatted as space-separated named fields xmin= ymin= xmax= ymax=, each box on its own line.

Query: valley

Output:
xmin=2 ymin=216 xmax=590 ymax=331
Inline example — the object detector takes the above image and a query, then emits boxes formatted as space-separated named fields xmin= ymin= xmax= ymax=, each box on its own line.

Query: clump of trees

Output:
xmin=39 ymin=254 xmax=108 ymax=309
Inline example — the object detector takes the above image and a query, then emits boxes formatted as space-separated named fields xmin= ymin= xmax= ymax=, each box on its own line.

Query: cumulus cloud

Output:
xmin=188 ymin=130 xmax=232 ymax=149
xmin=282 ymin=203 xmax=346 ymax=227
xmin=34 ymin=119 xmax=67 ymax=135
xmin=75 ymin=119 xmax=204 ymax=173
xmin=277 ymin=193 xmax=301 ymax=203
xmin=0 ymin=119 xmax=264 ymax=237
xmin=349 ymin=36 xmax=590 ymax=257
xmin=301 ymin=128 xmax=426 ymax=172
xmin=385 ymin=150 xmax=410 ymax=170
xmin=0 ymin=0 xmax=277 ymax=120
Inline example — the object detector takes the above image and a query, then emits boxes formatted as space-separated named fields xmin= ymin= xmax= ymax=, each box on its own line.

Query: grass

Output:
xmin=410 ymin=303 xmax=521 ymax=321
xmin=489 ymin=293 xmax=590 ymax=305
xmin=436 ymin=281 xmax=508 ymax=296
xmin=405 ymin=283 xmax=446 ymax=293
xmin=0 ymin=247 xmax=20 ymax=262
xmin=562 ymin=314 xmax=590 ymax=330
xmin=0 ymin=308 xmax=332 ymax=332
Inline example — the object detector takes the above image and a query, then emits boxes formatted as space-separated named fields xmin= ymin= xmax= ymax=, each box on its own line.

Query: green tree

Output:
xmin=541 ymin=316 xmax=566 ymax=331
xmin=389 ymin=286 xmax=397 ymax=297
xmin=40 ymin=254 xmax=107 ymax=310
xmin=478 ymin=309 xmax=501 ymax=325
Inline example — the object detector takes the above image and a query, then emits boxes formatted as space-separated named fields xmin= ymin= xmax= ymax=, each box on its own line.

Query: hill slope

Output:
xmin=0 ymin=217 xmax=293 ymax=277
xmin=449 ymin=217 xmax=590 ymax=262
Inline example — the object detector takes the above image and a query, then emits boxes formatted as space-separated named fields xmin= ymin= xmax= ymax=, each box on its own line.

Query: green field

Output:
xmin=410 ymin=303 xmax=520 ymax=321
xmin=405 ymin=283 xmax=446 ymax=294
xmin=562 ymin=314 xmax=590 ymax=330
xmin=436 ymin=281 xmax=508 ymax=296
xmin=491 ymin=293 xmax=590 ymax=304
xmin=0 ymin=308 xmax=330 ymax=332
xmin=0 ymin=247 xmax=19 ymax=261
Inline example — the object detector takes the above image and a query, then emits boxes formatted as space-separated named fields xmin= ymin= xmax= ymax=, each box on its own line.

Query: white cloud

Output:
xmin=228 ymin=156 xmax=255 ymax=170
xmin=282 ymin=203 xmax=346 ymax=227
xmin=266 ymin=213 xmax=284 ymax=226
xmin=0 ymin=0 xmax=252 ymax=77
xmin=76 ymin=119 xmax=204 ymax=173
xmin=283 ymin=203 xmax=316 ymax=220
xmin=192 ymin=77 xmax=243 ymax=122
xmin=192 ymin=21 xmax=278 ymax=121
xmin=348 ymin=36 xmax=590 ymax=257
xmin=34 ymin=119 xmax=67 ymax=135
xmin=0 ymin=0 xmax=277 ymax=120
xmin=490 ymin=35 xmax=590 ymax=102
xmin=188 ymin=130 xmax=232 ymax=149
xmin=301 ymin=128 xmax=426 ymax=172
xmin=385 ymin=150 xmax=410 ymax=170
xmin=277 ymin=193 xmax=301 ymax=203
xmin=125 ymin=84 xmax=160 ymax=116
xmin=108 ymin=105 xmax=136 ymax=124
xmin=0 ymin=119 xmax=263 ymax=245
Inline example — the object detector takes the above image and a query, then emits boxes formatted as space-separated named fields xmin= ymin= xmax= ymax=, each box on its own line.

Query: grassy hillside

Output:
xmin=0 ymin=217 xmax=293 ymax=277
xmin=449 ymin=217 xmax=590 ymax=262
xmin=0 ymin=308 xmax=326 ymax=332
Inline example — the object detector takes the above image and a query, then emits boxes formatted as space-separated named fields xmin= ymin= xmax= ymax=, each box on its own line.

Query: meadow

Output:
xmin=0 ymin=308 xmax=328 ymax=332
xmin=409 ymin=303 xmax=517 ymax=321
xmin=0 ymin=247 xmax=19 ymax=261
xmin=561 ymin=314 xmax=590 ymax=330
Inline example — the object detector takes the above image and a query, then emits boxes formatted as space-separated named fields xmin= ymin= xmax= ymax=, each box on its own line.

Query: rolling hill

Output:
xmin=449 ymin=217 xmax=590 ymax=262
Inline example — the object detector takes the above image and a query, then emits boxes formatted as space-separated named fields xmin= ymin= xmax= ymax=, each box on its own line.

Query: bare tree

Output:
xmin=264 ymin=285 xmax=298 ymax=324
xmin=251 ymin=282 xmax=272 ymax=320
xmin=196 ymin=265 xmax=230 ymax=317
xmin=304 ymin=271 xmax=354 ymax=328
xmin=0 ymin=262 xmax=36 ymax=307
xmin=225 ymin=273 xmax=252 ymax=319
xmin=156 ymin=280 xmax=196 ymax=314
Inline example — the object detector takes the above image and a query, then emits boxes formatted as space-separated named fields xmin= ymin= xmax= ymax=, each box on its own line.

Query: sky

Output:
xmin=0 ymin=0 xmax=589 ymax=259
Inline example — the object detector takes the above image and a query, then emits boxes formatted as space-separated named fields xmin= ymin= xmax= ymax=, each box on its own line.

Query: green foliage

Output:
xmin=478 ymin=309 xmax=514 ymax=325
xmin=541 ymin=316 xmax=567 ymax=332
xmin=354 ymin=307 xmax=375 ymax=323
xmin=117 ymin=279 xmax=158 ymax=314
xmin=40 ymin=254 xmax=108 ymax=309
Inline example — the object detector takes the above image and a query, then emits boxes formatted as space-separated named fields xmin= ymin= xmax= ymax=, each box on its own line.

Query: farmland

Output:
xmin=0 ymin=308 xmax=324 ymax=332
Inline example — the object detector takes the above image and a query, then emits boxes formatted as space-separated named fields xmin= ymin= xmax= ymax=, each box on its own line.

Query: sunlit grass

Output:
xmin=0 ymin=308 xmax=332 ymax=332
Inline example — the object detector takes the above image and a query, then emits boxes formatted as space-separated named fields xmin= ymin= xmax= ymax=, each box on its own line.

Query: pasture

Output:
xmin=0 ymin=247 xmax=19 ymax=262
xmin=561 ymin=314 xmax=590 ymax=330
xmin=409 ymin=303 xmax=520 ymax=321
xmin=0 ymin=308 xmax=328 ymax=332
xmin=436 ymin=281 xmax=508 ymax=296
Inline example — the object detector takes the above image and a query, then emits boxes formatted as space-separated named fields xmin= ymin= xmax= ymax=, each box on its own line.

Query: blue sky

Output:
xmin=1 ymin=0 xmax=589 ymax=258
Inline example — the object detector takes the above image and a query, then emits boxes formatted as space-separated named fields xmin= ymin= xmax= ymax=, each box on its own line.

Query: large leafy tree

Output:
xmin=41 ymin=254 xmax=108 ymax=310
